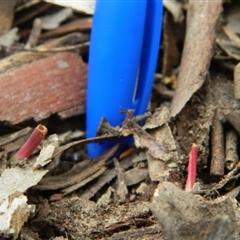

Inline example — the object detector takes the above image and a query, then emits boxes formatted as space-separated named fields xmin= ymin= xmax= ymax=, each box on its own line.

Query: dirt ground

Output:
xmin=1 ymin=0 xmax=240 ymax=239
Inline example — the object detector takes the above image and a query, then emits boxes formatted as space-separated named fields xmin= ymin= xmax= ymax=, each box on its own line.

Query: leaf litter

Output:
xmin=1 ymin=0 xmax=240 ymax=239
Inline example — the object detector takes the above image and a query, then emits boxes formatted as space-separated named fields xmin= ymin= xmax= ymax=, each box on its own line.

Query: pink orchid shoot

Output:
xmin=15 ymin=124 xmax=48 ymax=160
xmin=185 ymin=143 xmax=198 ymax=192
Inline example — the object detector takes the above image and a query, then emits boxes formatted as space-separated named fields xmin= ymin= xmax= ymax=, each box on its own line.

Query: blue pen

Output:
xmin=87 ymin=0 xmax=163 ymax=158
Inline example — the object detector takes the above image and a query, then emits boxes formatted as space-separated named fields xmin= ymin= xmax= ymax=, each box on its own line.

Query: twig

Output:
xmin=234 ymin=62 xmax=240 ymax=99
xmin=225 ymin=128 xmax=238 ymax=170
xmin=210 ymin=118 xmax=225 ymax=176
xmin=0 ymin=42 xmax=89 ymax=53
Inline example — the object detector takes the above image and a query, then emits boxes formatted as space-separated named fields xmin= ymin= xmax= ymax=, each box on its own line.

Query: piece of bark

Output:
xmin=0 ymin=51 xmax=87 ymax=124
xmin=205 ymin=216 xmax=234 ymax=240
xmin=149 ymin=182 xmax=239 ymax=240
xmin=170 ymin=0 xmax=222 ymax=117
xmin=123 ymin=168 xmax=148 ymax=186
xmin=147 ymin=123 xmax=179 ymax=182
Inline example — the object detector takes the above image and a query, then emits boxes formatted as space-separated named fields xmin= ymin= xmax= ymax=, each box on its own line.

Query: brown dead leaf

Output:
xmin=122 ymin=119 xmax=168 ymax=160
xmin=170 ymin=0 xmax=222 ymax=117
xmin=147 ymin=123 xmax=179 ymax=182
xmin=35 ymin=144 xmax=119 ymax=191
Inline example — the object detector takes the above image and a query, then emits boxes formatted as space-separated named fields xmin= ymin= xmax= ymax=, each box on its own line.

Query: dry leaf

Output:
xmin=170 ymin=0 xmax=222 ymax=117
xmin=147 ymin=123 xmax=179 ymax=181
xmin=123 ymin=119 xmax=168 ymax=160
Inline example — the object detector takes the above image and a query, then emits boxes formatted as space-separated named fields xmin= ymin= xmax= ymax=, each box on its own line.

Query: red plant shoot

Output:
xmin=15 ymin=124 xmax=48 ymax=160
xmin=185 ymin=143 xmax=198 ymax=192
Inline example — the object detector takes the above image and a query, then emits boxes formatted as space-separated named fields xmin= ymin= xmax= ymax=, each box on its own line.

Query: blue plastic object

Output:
xmin=87 ymin=0 xmax=163 ymax=158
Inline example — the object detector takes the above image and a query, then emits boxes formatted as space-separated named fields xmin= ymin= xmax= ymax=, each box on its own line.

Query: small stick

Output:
xmin=0 ymin=42 xmax=89 ymax=53
xmin=210 ymin=119 xmax=225 ymax=176
xmin=234 ymin=60 xmax=240 ymax=98
xmin=185 ymin=144 xmax=198 ymax=192
xmin=225 ymin=128 xmax=239 ymax=170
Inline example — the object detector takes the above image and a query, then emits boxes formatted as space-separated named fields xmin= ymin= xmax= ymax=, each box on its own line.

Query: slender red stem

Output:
xmin=15 ymin=124 xmax=48 ymax=160
xmin=185 ymin=143 xmax=198 ymax=192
